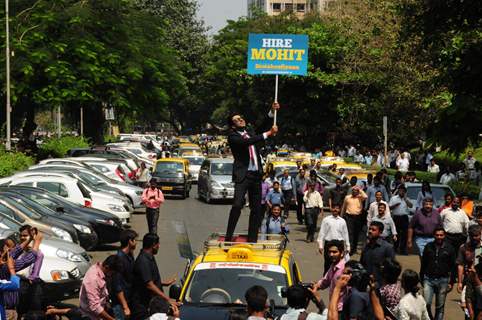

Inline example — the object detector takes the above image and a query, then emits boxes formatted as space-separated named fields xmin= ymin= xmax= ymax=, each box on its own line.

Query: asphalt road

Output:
xmin=88 ymin=185 xmax=463 ymax=319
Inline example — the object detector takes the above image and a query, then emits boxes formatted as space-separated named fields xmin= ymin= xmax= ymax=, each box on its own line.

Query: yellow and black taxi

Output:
xmin=169 ymin=234 xmax=303 ymax=319
xmin=151 ymin=158 xmax=191 ymax=199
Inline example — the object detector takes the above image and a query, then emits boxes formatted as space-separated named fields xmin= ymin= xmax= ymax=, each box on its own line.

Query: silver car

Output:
xmin=197 ymin=158 xmax=234 ymax=203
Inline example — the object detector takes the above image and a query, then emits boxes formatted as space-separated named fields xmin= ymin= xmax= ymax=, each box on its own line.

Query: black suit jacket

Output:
xmin=228 ymin=127 xmax=266 ymax=183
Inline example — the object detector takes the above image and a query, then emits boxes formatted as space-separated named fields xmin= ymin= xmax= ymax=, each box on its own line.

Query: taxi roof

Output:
xmin=155 ymin=158 xmax=189 ymax=164
xmin=198 ymin=234 xmax=291 ymax=266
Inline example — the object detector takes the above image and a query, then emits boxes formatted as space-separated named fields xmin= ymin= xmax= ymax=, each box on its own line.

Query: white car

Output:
xmin=7 ymin=171 xmax=132 ymax=210
xmin=8 ymin=176 xmax=131 ymax=224
xmin=107 ymin=142 xmax=157 ymax=161
xmin=182 ymin=155 xmax=205 ymax=183
xmin=27 ymin=165 xmax=144 ymax=208
xmin=0 ymin=229 xmax=91 ymax=302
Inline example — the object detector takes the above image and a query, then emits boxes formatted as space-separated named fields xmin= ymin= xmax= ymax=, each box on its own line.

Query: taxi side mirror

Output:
xmin=169 ymin=284 xmax=182 ymax=300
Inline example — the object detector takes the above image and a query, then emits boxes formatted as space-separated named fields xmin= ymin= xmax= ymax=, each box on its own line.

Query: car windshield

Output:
xmin=76 ymin=171 xmax=105 ymax=186
xmin=186 ymin=157 xmax=204 ymax=166
xmin=184 ymin=267 xmax=287 ymax=306
xmin=0 ymin=215 xmax=20 ymax=230
xmin=1 ymin=197 xmax=42 ymax=219
xmin=407 ymin=186 xmax=452 ymax=207
xmin=274 ymin=166 xmax=297 ymax=175
xmin=210 ymin=163 xmax=233 ymax=176
xmin=155 ymin=162 xmax=184 ymax=173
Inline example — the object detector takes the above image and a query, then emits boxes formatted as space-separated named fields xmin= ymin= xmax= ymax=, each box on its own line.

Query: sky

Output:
xmin=197 ymin=0 xmax=247 ymax=35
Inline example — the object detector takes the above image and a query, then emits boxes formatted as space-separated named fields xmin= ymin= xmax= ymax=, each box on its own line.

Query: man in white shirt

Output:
xmin=371 ymin=203 xmax=397 ymax=243
xmin=396 ymin=153 xmax=410 ymax=172
xmin=427 ymin=159 xmax=440 ymax=173
xmin=439 ymin=169 xmax=456 ymax=185
xmin=440 ymin=196 xmax=469 ymax=253
xmin=389 ymin=185 xmax=412 ymax=255
xmin=367 ymin=191 xmax=391 ymax=227
xmin=280 ymin=285 xmax=327 ymax=320
xmin=304 ymin=182 xmax=323 ymax=242
xmin=317 ymin=204 xmax=350 ymax=274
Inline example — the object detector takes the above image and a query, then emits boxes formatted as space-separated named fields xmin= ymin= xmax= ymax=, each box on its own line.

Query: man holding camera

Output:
xmin=279 ymin=284 xmax=326 ymax=320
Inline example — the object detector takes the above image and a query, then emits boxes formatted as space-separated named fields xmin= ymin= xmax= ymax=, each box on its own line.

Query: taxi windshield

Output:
xmin=154 ymin=162 xmax=184 ymax=173
xmin=210 ymin=163 xmax=233 ymax=176
xmin=186 ymin=157 xmax=204 ymax=166
xmin=184 ymin=267 xmax=287 ymax=306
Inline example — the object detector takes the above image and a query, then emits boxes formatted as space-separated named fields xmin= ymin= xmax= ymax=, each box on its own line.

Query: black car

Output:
xmin=0 ymin=191 xmax=98 ymax=250
xmin=3 ymin=186 xmax=123 ymax=245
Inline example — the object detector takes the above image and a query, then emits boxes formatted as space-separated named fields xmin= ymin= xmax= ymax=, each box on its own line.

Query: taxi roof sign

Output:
xmin=227 ymin=246 xmax=253 ymax=262
xmin=204 ymin=233 xmax=287 ymax=252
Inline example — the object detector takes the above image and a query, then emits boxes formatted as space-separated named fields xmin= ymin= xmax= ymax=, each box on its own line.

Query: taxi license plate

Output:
xmin=161 ymin=186 xmax=173 ymax=191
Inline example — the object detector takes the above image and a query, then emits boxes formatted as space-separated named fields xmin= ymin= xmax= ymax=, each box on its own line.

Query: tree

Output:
xmin=399 ymin=0 xmax=482 ymax=153
xmin=136 ymin=0 xmax=210 ymax=132
xmin=0 ymin=0 xmax=185 ymax=142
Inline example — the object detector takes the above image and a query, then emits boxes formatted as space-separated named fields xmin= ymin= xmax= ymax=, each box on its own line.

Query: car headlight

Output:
xmin=56 ymin=249 xmax=83 ymax=262
xmin=51 ymin=227 xmax=73 ymax=242
xmin=96 ymin=219 xmax=115 ymax=226
xmin=51 ymin=270 xmax=70 ymax=281
xmin=210 ymin=181 xmax=223 ymax=189
xmin=73 ymin=224 xmax=92 ymax=234
xmin=135 ymin=190 xmax=143 ymax=195
xmin=107 ymin=204 xmax=126 ymax=212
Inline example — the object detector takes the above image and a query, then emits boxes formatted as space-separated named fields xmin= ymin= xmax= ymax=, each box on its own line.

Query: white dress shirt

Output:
xmin=367 ymin=200 xmax=391 ymax=226
xmin=317 ymin=215 xmax=350 ymax=252
xmin=395 ymin=293 xmax=430 ymax=320
xmin=280 ymin=308 xmax=327 ymax=320
xmin=389 ymin=195 xmax=411 ymax=216
xmin=304 ymin=190 xmax=323 ymax=208
xmin=440 ymin=207 xmax=469 ymax=234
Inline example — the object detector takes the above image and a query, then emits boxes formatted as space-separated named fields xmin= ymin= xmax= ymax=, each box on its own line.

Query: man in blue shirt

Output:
xmin=261 ymin=204 xmax=289 ymax=238
xmin=365 ymin=176 xmax=389 ymax=210
xmin=266 ymin=181 xmax=284 ymax=209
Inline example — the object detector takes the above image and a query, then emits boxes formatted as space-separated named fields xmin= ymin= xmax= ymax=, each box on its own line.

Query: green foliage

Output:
xmin=0 ymin=0 xmax=187 ymax=142
xmin=449 ymin=181 xmax=480 ymax=200
xmin=38 ymin=136 xmax=90 ymax=159
xmin=398 ymin=0 xmax=482 ymax=153
xmin=386 ymin=168 xmax=438 ymax=184
xmin=0 ymin=151 xmax=34 ymax=178
xmin=200 ymin=2 xmax=434 ymax=148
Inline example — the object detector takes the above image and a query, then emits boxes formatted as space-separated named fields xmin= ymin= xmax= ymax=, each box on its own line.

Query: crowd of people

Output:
xmin=234 ymin=157 xmax=482 ymax=320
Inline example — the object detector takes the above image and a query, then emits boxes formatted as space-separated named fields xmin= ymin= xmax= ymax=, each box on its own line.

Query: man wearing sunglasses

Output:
xmin=225 ymin=102 xmax=279 ymax=243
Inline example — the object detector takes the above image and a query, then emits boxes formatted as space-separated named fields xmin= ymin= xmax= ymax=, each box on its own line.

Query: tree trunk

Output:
xmin=84 ymin=105 xmax=105 ymax=144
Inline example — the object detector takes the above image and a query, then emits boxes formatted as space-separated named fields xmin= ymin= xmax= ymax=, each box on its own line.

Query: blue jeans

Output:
xmin=423 ymin=277 xmax=449 ymax=320
xmin=112 ymin=305 xmax=125 ymax=320
xmin=415 ymin=236 xmax=432 ymax=256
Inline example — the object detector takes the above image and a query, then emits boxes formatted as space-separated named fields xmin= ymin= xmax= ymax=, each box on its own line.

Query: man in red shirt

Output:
xmin=141 ymin=179 xmax=165 ymax=234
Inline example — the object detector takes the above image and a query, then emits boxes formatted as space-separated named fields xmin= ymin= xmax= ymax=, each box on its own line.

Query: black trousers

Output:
xmin=305 ymin=207 xmax=320 ymax=240
xmin=146 ymin=207 xmax=159 ymax=234
xmin=296 ymin=193 xmax=304 ymax=223
xmin=226 ymin=172 xmax=262 ymax=242
xmin=282 ymin=190 xmax=294 ymax=217
xmin=345 ymin=214 xmax=363 ymax=254
xmin=446 ymin=233 xmax=466 ymax=253
xmin=393 ymin=215 xmax=409 ymax=254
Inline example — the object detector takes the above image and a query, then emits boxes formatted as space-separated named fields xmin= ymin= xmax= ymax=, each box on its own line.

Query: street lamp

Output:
xmin=4 ymin=0 xmax=11 ymax=151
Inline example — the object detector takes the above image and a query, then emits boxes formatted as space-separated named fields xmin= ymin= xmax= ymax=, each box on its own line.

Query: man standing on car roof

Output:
xmin=225 ymin=103 xmax=279 ymax=243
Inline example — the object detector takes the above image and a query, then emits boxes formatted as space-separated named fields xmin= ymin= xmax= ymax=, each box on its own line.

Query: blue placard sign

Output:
xmin=247 ymin=33 xmax=308 ymax=76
